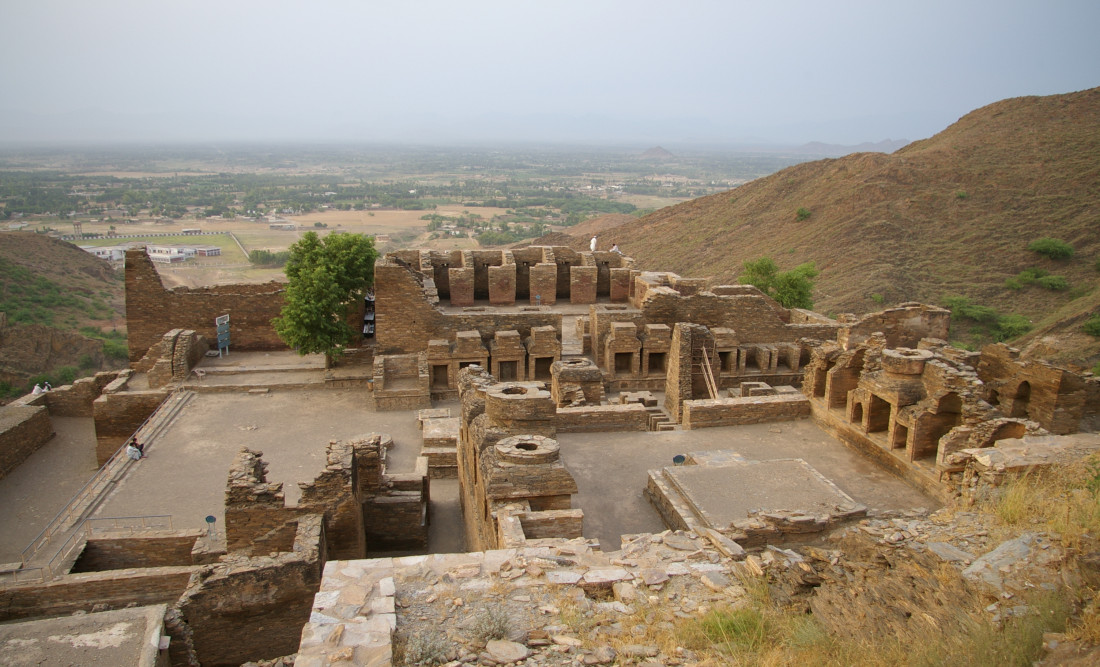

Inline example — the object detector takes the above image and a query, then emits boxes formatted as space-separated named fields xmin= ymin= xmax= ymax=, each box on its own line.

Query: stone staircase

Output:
xmin=647 ymin=405 xmax=677 ymax=431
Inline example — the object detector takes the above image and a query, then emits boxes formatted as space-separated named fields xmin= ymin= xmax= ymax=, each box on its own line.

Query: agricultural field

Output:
xmin=0 ymin=144 xmax=814 ymax=287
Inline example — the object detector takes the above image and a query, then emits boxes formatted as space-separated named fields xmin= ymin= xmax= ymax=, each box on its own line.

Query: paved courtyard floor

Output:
xmin=1 ymin=351 xmax=941 ymax=567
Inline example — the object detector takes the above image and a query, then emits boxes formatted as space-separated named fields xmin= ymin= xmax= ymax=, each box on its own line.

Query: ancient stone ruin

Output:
xmin=1 ymin=246 xmax=1096 ymax=665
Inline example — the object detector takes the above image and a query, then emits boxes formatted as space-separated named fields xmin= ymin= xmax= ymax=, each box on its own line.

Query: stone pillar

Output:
xmin=609 ymin=267 xmax=632 ymax=302
xmin=488 ymin=263 xmax=517 ymax=306
xmin=570 ymin=265 xmax=598 ymax=304
xmin=449 ymin=267 xmax=475 ymax=307
xmin=529 ymin=262 xmax=557 ymax=305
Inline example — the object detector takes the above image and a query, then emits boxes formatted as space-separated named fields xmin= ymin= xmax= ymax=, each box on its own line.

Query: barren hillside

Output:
xmin=605 ymin=88 xmax=1100 ymax=365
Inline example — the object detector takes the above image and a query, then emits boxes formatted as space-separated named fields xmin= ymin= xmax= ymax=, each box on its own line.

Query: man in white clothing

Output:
xmin=590 ymin=236 xmax=597 ymax=252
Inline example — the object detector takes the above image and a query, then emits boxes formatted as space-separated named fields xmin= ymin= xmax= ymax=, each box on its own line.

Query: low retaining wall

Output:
xmin=93 ymin=389 xmax=171 ymax=465
xmin=0 ymin=566 xmax=196 ymax=622
xmin=71 ymin=530 xmax=204 ymax=573
xmin=682 ymin=393 xmax=810 ymax=429
xmin=555 ymin=403 xmax=649 ymax=432
xmin=44 ymin=372 xmax=123 ymax=417
xmin=0 ymin=405 xmax=53 ymax=481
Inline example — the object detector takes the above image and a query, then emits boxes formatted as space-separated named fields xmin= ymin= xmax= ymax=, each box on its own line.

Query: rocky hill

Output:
xmin=605 ymin=88 xmax=1100 ymax=367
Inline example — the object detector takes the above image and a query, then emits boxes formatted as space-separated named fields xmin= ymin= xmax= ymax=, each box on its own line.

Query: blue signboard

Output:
xmin=215 ymin=315 xmax=230 ymax=356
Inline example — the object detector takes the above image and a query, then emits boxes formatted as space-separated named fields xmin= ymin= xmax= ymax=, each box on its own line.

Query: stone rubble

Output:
xmin=294 ymin=496 xmax=1088 ymax=666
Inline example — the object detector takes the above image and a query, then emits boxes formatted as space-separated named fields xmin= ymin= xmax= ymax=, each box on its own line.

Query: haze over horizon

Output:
xmin=2 ymin=0 xmax=1097 ymax=147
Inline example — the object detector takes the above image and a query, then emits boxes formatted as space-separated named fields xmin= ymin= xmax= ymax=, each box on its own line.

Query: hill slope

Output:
xmin=0 ymin=232 xmax=127 ymax=393
xmin=608 ymin=88 xmax=1100 ymax=364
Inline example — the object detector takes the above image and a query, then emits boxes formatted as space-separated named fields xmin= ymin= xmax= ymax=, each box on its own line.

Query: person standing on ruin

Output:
xmin=590 ymin=236 xmax=597 ymax=252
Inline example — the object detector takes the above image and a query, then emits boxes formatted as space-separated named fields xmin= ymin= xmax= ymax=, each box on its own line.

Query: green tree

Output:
xmin=738 ymin=257 xmax=819 ymax=309
xmin=273 ymin=232 xmax=377 ymax=363
xmin=738 ymin=257 xmax=779 ymax=292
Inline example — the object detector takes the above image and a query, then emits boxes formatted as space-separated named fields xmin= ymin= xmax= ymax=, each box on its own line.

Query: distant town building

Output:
xmin=146 ymin=244 xmax=191 ymax=263
xmin=269 ymin=223 xmax=298 ymax=231
xmin=79 ymin=245 xmax=127 ymax=261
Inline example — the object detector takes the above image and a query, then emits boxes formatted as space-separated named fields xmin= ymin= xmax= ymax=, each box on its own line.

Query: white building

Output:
xmin=79 ymin=245 xmax=127 ymax=261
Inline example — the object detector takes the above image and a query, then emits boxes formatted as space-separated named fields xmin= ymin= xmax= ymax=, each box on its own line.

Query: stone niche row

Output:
xmin=426 ymin=326 xmax=562 ymax=396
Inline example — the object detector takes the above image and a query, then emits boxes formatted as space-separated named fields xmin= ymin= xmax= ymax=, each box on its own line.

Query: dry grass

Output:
xmin=670 ymin=572 xmax=1074 ymax=667
xmin=614 ymin=87 xmax=1100 ymax=364
xmin=981 ymin=454 xmax=1100 ymax=551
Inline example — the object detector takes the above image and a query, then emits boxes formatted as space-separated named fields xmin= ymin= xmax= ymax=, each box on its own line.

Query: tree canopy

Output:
xmin=272 ymin=231 xmax=377 ymax=360
xmin=739 ymin=256 xmax=819 ymax=309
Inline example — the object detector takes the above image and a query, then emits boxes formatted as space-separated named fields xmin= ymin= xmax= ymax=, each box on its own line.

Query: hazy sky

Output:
xmin=2 ymin=0 xmax=1097 ymax=145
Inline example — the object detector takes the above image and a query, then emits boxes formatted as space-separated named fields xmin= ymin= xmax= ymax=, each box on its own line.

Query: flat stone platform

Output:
xmin=93 ymin=389 xmax=424 ymax=533
xmin=0 ymin=604 xmax=166 ymax=666
xmin=663 ymin=457 xmax=862 ymax=528
xmin=558 ymin=418 xmax=935 ymax=551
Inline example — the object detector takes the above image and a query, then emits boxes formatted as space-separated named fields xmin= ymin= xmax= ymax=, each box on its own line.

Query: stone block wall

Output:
xmin=141 ymin=329 xmax=209 ymax=388
xmin=298 ymin=441 xmax=367 ymax=560
xmin=225 ymin=448 xmax=294 ymax=554
xmin=550 ymin=358 xmax=604 ymax=406
xmin=570 ymin=265 xmax=598 ymax=304
xmin=42 ymin=371 xmax=121 ymax=417
xmin=374 ymin=256 xmax=561 ymax=355
xmin=175 ymin=515 xmax=324 ymax=667
xmin=838 ymin=303 xmax=951 ymax=350
xmin=0 ymin=567 xmax=196 ymax=623
xmin=529 ymin=262 xmax=557 ymax=305
xmin=125 ymin=249 xmax=286 ymax=361
xmin=518 ymin=509 xmax=584 ymax=540
xmin=488 ymin=263 xmax=517 ymax=305
xmin=0 ymin=405 xmax=53 ymax=481
xmin=373 ymin=353 xmax=431 ymax=411
xmin=681 ymin=393 xmax=812 ymax=429
xmin=978 ymin=343 xmax=1088 ymax=435
xmin=449 ymin=267 xmax=475 ymax=306
xmin=555 ymin=404 xmax=649 ymax=432
xmin=92 ymin=387 xmax=171 ymax=466
xmin=610 ymin=267 xmax=632 ymax=302
xmin=70 ymin=530 xmax=204 ymax=572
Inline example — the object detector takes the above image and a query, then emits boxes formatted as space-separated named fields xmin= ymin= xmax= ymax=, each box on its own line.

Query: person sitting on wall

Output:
xmin=43 ymin=381 xmax=52 ymax=391
xmin=610 ymin=243 xmax=621 ymax=254
xmin=126 ymin=443 xmax=143 ymax=461
xmin=133 ymin=438 xmax=147 ymax=458
xmin=32 ymin=383 xmax=43 ymax=395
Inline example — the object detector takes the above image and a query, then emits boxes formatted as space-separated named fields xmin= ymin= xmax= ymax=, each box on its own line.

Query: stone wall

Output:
xmin=555 ymin=404 xmax=649 ymax=432
xmin=175 ymin=515 xmax=324 ymax=666
xmin=0 ymin=567 xmax=195 ymax=623
xmin=137 ymin=329 xmax=209 ymax=388
xmin=225 ymin=438 xmax=428 ymax=559
xmin=92 ymin=382 xmax=171 ymax=466
xmin=838 ymin=303 xmax=951 ymax=350
xmin=637 ymin=287 xmax=838 ymax=345
xmin=70 ymin=530 xmax=204 ymax=572
xmin=125 ymin=248 xmax=286 ymax=361
xmin=977 ymin=343 xmax=1088 ymax=435
xmin=374 ymin=256 xmax=561 ymax=355
xmin=41 ymin=371 xmax=122 ymax=417
xmin=681 ymin=393 xmax=811 ymax=429
xmin=0 ymin=404 xmax=52 ymax=481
